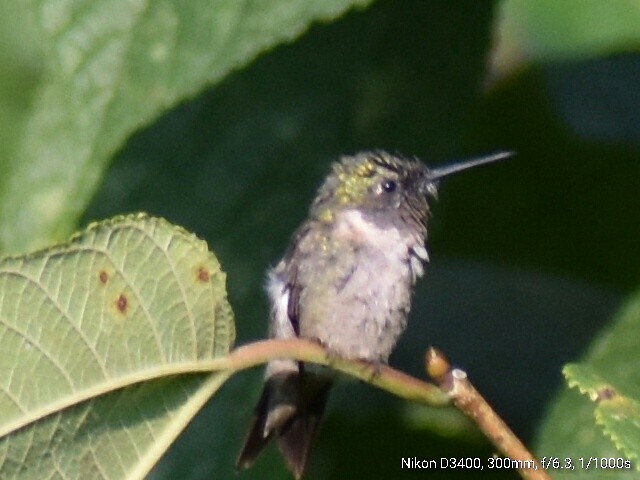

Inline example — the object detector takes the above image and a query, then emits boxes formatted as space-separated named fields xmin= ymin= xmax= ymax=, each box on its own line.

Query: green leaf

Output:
xmin=536 ymin=294 xmax=640 ymax=477
xmin=0 ymin=0 xmax=372 ymax=254
xmin=493 ymin=0 xmax=640 ymax=75
xmin=0 ymin=214 xmax=235 ymax=479
xmin=563 ymin=364 xmax=640 ymax=466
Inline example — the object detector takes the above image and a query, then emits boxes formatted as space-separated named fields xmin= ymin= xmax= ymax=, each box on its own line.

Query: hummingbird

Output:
xmin=236 ymin=150 xmax=512 ymax=479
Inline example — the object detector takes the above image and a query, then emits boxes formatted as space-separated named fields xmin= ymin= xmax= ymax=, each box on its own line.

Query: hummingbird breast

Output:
xmin=288 ymin=208 xmax=425 ymax=363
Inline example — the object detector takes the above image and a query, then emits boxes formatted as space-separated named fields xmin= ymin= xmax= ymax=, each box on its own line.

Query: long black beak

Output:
xmin=428 ymin=150 xmax=514 ymax=181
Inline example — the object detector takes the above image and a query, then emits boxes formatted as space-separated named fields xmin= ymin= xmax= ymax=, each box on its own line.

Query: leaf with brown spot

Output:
xmin=196 ymin=265 xmax=211 ymax=283
xmin=0 ymin=214 xmax=235 ymax=479
xmin=562 ymin=363 xmax=640 ymax=466
xmin=115 ymin=293 xmax=128 ymax=314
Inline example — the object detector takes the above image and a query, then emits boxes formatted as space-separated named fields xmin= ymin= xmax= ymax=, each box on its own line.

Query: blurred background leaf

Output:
xmin=1 ymin=0 xmax=640 ymax=478
xmin=0 ymin=0 xmax=371 ymax=254
xmin=493 ymin=0 xmax=640 ymax=80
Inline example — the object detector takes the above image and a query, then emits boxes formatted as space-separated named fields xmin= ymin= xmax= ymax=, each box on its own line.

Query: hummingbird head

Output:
xmin=310 ymin=151 xmax=431 ymax=230
xmin=310 ymin=150 xmax=512 ymax=230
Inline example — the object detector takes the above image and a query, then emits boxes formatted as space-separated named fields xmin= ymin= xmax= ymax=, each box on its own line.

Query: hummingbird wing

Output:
xmin=286 ymin=266 xmax=301 ymax=336
xmin=237 ymin=223 xmax=333 ymax=479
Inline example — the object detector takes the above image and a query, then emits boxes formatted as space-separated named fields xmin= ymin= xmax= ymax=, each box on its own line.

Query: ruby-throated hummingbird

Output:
xmin=236 ymin=150 xmax=512 ymax=479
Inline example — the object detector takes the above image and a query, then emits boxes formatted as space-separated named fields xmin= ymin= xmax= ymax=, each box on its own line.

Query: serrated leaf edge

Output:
xmin=0 ymin=212 xmax=233 ymax=438
xmin=563 ymin=363 xmax=640 ymax=466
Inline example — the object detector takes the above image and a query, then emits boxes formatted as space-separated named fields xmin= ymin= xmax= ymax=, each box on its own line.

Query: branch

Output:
xmin=222 ymin=339 xmax=550 ymax=480
xmin=221 ymin=338 xmax=449 ymax=406
xmin=426 ymin=348 xmax=551 ymax=480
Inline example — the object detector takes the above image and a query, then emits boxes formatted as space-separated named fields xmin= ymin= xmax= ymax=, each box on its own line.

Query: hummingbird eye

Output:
xmin=381 ymin=179 xmax=397 ymax=193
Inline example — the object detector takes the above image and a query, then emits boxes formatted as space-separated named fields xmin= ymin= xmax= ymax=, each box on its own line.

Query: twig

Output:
xmin=425 ymin=348 xmax=551 ymax=480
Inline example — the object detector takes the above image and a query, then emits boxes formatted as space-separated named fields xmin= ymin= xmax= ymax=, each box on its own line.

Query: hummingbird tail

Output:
xmin=277 ymin=374 xmax=332 ymax=479
xmin=235 ymin=380 xmax=275 ymax=471
xmin=236 ymin=370 xmax=332 ymax=479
